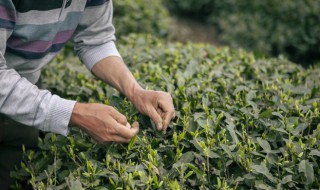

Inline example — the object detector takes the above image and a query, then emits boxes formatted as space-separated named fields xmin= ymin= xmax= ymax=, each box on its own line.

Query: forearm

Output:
xmin=91 ymin=56 xmax=143 ymax=101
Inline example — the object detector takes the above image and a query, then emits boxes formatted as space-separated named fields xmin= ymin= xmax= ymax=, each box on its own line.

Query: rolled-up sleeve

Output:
xmin=73 ymin=0 xmax=121 ymax=71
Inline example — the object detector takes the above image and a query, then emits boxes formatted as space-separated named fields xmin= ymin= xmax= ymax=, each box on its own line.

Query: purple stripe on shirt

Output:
xmin=7 ymin=30 xmax=74 ymax=52
xmin=0 ymin=5 xmax=16 ymax=21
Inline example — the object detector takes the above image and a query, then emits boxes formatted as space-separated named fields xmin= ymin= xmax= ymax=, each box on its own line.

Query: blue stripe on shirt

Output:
xmin=0 ymin=18 xmax=15 ymax=29
xmin=7 ymin=43 xmax=65 ymax=60
xmin=86 ymin=0 xmax=109 ymax=7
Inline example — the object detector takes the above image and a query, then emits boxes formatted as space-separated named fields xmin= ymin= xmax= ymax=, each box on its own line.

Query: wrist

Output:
xmin=70 ymin=102 xmax=87 ymax=126
xmin=127 ymin=84 xmax=144 ymax=104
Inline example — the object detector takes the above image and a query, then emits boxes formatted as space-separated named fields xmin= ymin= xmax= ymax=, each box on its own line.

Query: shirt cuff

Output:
xmin=44 ymin=96 xmax=77 ymax=136
xmin=79 ymin=41 xmax=121 ymax=71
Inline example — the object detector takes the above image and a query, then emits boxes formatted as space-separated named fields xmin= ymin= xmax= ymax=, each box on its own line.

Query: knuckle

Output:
xmin=121 ymin=115 xmax=127 ymax=122
xmin=108 ymin=106 xmax=116 ymax=112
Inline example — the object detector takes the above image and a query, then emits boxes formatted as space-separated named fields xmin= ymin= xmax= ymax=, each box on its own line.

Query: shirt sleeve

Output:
xmin=73 ymin=0 xmax=121 ymax=71
xmin=0 ymin=1 xmax=76 ymax=136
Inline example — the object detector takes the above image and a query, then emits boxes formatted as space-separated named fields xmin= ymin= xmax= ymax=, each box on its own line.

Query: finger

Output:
xmin=162 ymin=110 xmax=175 ymax=130
xmin=158 ymin=93 xmax=174 ymax=113
xmin=131 ymin=121 xmax=139 ymax=133
xmin=148 ymin=107 xmax=163 ymax=130
xmin=157 ymin=108 xmax=165 ymax=117
xmin=113 ymin=120 xmax=139 ymax=139
xmin=109 ymin=107 xmax=127 ymax=125
xmin=104 ymin=122 xmax=139 ymax=143
xmin=158 ymin=101 xmax=175 ymax=131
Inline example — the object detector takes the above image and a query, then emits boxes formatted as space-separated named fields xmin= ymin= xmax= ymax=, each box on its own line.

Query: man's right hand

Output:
xmin=70 ymin=102 xmax=139 ymax=143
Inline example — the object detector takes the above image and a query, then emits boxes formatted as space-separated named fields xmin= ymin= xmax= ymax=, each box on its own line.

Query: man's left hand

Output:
xmin=131 ymin=89 xmax=175 ymax=131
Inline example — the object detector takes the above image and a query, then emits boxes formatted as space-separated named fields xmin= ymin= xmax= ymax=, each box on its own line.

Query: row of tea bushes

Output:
xmin=165 ymin=0 xmax=320 ymax=65
xmin=113 ymin=0 xmax=171 ymax=38
xmin=12 ymin=34 xmax=320 ymax=189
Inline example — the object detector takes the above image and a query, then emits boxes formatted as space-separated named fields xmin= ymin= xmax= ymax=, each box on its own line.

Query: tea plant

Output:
xmin=12 ymin=34 xmax=320 ymax=189
xmin=113 ymin=0 xmax=171 ymax=38
xmin=165 ymin=0 xmax=320 ymax=65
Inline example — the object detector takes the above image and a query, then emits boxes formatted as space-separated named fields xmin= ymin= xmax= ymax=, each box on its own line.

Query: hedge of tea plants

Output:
xmin=113 ymin=0 xmax=171 ymax=37
xmin=12 ymin=34 xmax=320 ymax=189
xmin=165 ymin=0 xmax=320 ymax=65
xmin=63 ymin=0 xmax=171 ymax=57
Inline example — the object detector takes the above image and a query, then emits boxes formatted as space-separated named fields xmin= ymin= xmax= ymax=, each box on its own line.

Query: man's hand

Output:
xmin=91 ymin=56 xmax=175 ymax=131
xmin=131 ymin=89 xmax=175 ymax=131
xmin=70 ymin=102 xmax=139 ymax=143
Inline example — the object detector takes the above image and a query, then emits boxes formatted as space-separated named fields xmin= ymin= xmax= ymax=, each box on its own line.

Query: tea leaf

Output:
xmin=309 ymin=150 xmax=320 ymax=157
xmin=259 ymin=109 xmax=272 ymax=118
xmin=298 ymin=160 xmax=314 ymax=185
xmin=257 ymin=137 xmax=271 ymax=154
xmin=251 ymin=163 xmax=276 ymax=183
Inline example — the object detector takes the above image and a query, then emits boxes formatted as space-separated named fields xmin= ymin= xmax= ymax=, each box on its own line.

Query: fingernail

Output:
xmin=126 ymin=122 xmax=131 ymax=128
xmin=157 ymin=123 xmax=162 ymax=130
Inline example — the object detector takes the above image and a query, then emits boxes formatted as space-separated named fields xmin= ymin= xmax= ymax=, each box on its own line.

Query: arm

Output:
xmin=0 ymin=1 xmax=75 ymax=136
xmin=70 ymin=0 xmax=139 ymax=142
xmin=71 ymin=0 xmax=174 ymax=143
xmin=91 ymin=56 xmax=175 ymax=131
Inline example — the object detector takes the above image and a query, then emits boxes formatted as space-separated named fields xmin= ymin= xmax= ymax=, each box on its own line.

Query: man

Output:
xmin=0 ymin=0 xmax=175 ymax=188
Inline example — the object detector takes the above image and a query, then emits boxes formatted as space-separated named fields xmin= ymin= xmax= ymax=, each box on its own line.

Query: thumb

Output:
xmin=148 ymin=107 xmax=163 ymax=130
xmin=130 ymin=121 xmax=140 ymax=136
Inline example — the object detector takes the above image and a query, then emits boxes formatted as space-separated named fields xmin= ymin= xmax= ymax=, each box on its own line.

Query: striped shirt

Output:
xmin=0 ymin=0 xmax=121 ymax=136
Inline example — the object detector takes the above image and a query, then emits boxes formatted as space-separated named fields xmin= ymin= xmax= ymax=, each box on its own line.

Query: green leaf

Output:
xmin=128 ymin=135 xmax=137 ymax=151
xmin=226 ymin=123 xmax=239 ymax=144
xmin=178 ymin=151 xmax=195 ymax=164
xmin=220 ymin=144 xmax=234 ymax=159
xmin=184 ymin=171 xmax=194 ymax=179
xmin=259 ymin=109 xmax=272 ymax=118
xmin=193 ymin=112 xmax=206 ymax=121
xmin=66 ymin=174 xmax=85 ymax=190
xmin=257 ymin=137 xmax=271 ymax=154
xmin=281 ymin=175 xmax=292 ymax=184
xmin=233 ymin=85 xmax=248 ymax=94
xmin=251 ymin=163 xmax=276 ymax=183
xmin=291 ymin=86 xmax=312 ymax=95
xmin=246 ymin=90 xmax=257 ymax=101
xmin=291 ymin=123 xmax=308 ymax=136
xmin=271 ymin=112 xmax=284 ymax=119
xmin=207 ymin=149 xmax=220 ymax=158
xmin=254 ymin=181 xmax=273 ymax=190
xmin=186 ymin=163 xmax=204 ymax=178
xmin=309 ymin=150 xmax=320 ymax=157
xmin=298 ymin=160 xmax=314 ymax=185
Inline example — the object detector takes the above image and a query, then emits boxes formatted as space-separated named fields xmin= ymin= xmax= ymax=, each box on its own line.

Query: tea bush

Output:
xmin=12 ymin=34 xmax=320 ymax=189
xmin=63 ymin=0 xmax=171 ymax=56
xmin=165 ymin=0 xmax=320 ymax=65
xmin=113 ymin=0 xmax=171 ymax=37
xmin=164 ymin=0 xmax=214 ymax=19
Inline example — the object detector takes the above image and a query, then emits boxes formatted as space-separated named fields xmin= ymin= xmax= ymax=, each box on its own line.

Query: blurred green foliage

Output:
xmin=63 ymin=0 xmax=171 ymax=57
xmin=165 ymin=0 xmax=320 ymax=65
xmin=113 ymin=0 xmax=171 ymax=38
